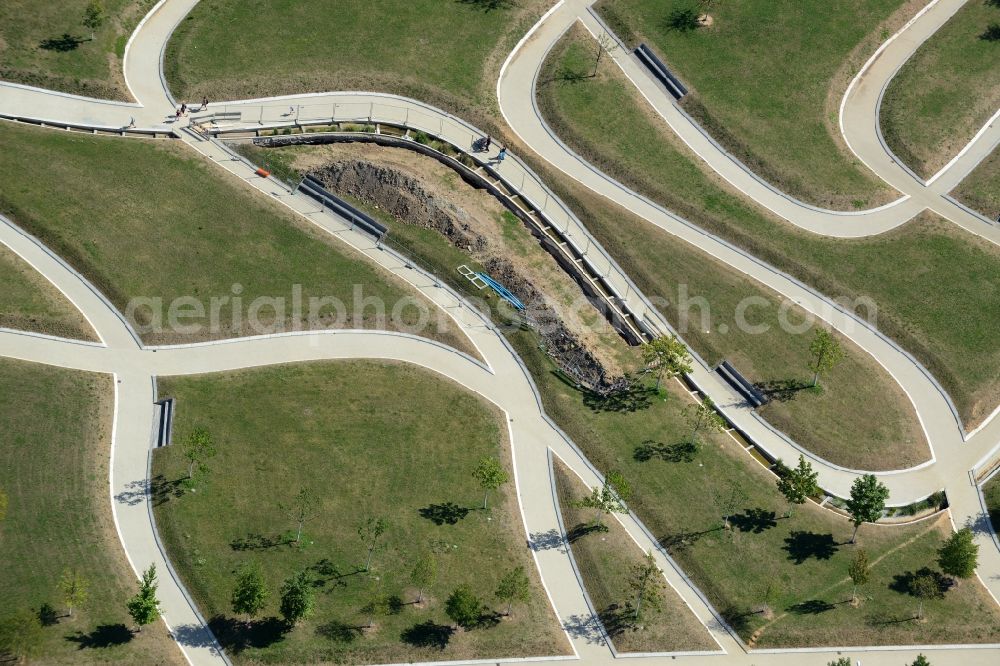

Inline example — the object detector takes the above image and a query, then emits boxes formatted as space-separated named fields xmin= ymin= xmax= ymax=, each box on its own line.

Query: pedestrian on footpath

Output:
xmin=484 ymin=134 xmax=492 ymax=152
xmin=180 ymin=101 xmax=188 ymax=115
xmin=497 ymin=146 xmax=507 ymax=162
xmin=201 ymin=95 xmax=209 ymax=110
xmin=127 ymin=116 xmax=135 ymax=129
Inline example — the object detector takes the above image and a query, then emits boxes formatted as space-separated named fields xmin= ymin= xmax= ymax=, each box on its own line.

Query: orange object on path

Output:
xmin=255 ymin=168 xmax=270 ymax=178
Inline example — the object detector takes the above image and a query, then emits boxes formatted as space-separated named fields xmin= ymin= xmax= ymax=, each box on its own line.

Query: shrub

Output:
xmin=445 ymin=584 xmax=482 ymax=628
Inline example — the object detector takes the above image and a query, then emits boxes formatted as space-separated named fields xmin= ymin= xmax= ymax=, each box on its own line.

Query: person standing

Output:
xmin=201 ymin=95 xmax=209 ymax=110
xmin=497 ymin=146 xmax=507 ymax=162
xmin=484 ymin=134 xmax=492 ymax=151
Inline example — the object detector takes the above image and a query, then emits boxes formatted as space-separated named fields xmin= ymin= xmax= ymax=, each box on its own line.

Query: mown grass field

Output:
xmin=511 ymin=338 xmax=1000 ymax=647
xmin=0 ymin=358 xmax=181 ymax=664
xmin=165 ymin=0 xmax=548 ymax=129
xmin=0 ymin=121 xmax=468 ymax=352
xmin=152 ymin=361 xmax=568 ymax=663
xmin=952 ymin=145 xmax=1000 ymax=222
xmin=0 ymin=242 xmax=95 ymax=340
xmin=881 ymin=0 xmax=1000 ymax=178
xmin=553 ymin=461 xmax=715 ymax=652
xmin=0 ymin=0 xmax=153 ymax=99
xmin=538 ymin=30 xmax=1000 ymax=431
xmin=596 ymin=0 xmax=901 ymax=209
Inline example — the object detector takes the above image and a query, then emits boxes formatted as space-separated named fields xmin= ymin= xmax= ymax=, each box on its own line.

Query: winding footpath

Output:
xmin=0 ymin=0 xmax=999 ymax=664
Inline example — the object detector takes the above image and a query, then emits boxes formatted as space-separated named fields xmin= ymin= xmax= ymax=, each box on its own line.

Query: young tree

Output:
xmin=358 ymin=516 xmax=388 ymax=572
xmin=576 ymin=470 xmax=630 ymax=529
xmin=593 ymin=31 xmax=619 ymax=76
xmin=495 ymin=566 xmax=531 ymax=617
xmin=641 ymin=335 xmax=692 ymax=391
xmin=0 ymin=609 xmax=43 ymax=662
xmin=181 ymin=427 xmax=216 ymax=480
xmin=627 ymin=551 xmax=665 ymax=623
xmin=283 ymin=487 xmax=318 ymax=544
xmin=445 ymin=584 xmax=483 ymax=629
xmin=715 ymin=482 xmax=747 ymax=531
xmin=126 ymin=564 xmax=160 ymax=632
xmin=82 ymin=0 xmax=105 ymax=40
xmin=363 ymin=592 xmax=391 ymax=628
xmin=909 ymin=570 xmax=942 ymax=620
xmin=231 ymin=562 xmax=268 ymax=620
xmin=846 ymin=474 xmax=889 ymax=544
xmin=848 ymin=549 xmax=870 ymax=605
xmin=683 ymin=397 xmax=726 ymax=447
xmin=279 ymin=571 xmax=315 ymax=626
xmin=808 ymin=328 xmax=844 ymax=387
xmin=59 ymin=568 xmax=89 ymax=617
xmin=938 ymin=527 xmax=979 ymax=581
xmin=775 ymin=455 xmax=819 ymax=517
xmin=410 ymin=552 xmax=437 ymax=604
xmin=472 ymin=456 xmax=509 ymax=510
xmin=911 ymin=654 xmax=931 ymax=666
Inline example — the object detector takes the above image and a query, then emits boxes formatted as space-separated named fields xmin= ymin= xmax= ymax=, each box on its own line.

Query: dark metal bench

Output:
xmin=715 ymin=360 xmax=767 ymax=408
xmin=634 ymin=43 xmax=688 ymax=100
xmin=298 ymin=174 xmax=388 ymax=240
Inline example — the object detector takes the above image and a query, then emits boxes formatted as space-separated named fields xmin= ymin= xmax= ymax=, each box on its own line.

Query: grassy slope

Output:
xmin=952 ymin=145 xmax=1000 ymax=222
xmin=0 ymin=121 xmax=469 ymax=352
xmin=0 ymin=0 xmax=153 ymax=100
xmin=165 ymin=0 xmax=546 ymax=129
xmin=538 ymin=31 xmax=1000 ymax=430
xmin=511 ymin=337 xmax=1000 ymax=647
xmin=0 ymin=358 xmax=181 ymax=664
xmin=596 ymin=0 xmax=898 ymax=209
xmin=553 ymin=461 xmax=715 ymax=652
xmin=0 ymin=242 xmax=95 ymax=340
xmin=152 ymin=361 xmax=568 ymax=664
xmin=881 ymin=0 xmax=1000 ymax=178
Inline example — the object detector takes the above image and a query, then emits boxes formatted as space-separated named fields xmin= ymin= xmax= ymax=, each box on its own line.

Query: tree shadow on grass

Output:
xmin=756 ymin=378 xmax=812 ymax=403
xmin=787 ymin=599 xmax=835 ymax=615
xmin=316 ymin=619 xmax=362 ymax=644
xmin=230 ymin=532 xmax=291 ymax=551
xmin=981 ymin=23 xmax=1000 ymax=41
xmin=719 ymin=606 xmax=756 ymax=635
xmin=419 ymin=502 xmax=470 ymax=525
xmin=150 ymin=474 xmax=185 ymax=506
xmin=783 ymin=531 xmax=838 ymax=564
xmin=207 ymin=616 xmax=287 ymax=653
xmin=598 ymin=604 xmax=636 ymax=638
xmin=730 ymin=508 xmax=777 ymax=534
xmin=567 ymin=521 xmax=606 ymax=543
xmin=455 ymin=0 xmax=513 ymax=12
xmin=889 ymin=568 xmax=950 ymax=597
xmin=866 ymin=609 xmax=917 ymax=627
xmin=634 ymin=440 xmax=697 ymax=463
xmin=40 ymin=33 xmax=85 ymax=51
xmin=401 ymin=620 xmax=454 ymax=650
xmin=65 ymin=624 xmax=133 ymax=649
xmin=659 ymin=526 xmax=722 ymax=552
xmin=582 ymin=381 xmax=655 ymax=414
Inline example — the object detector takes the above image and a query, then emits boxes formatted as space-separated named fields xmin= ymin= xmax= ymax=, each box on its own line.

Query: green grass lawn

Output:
xmin=165 ymin=0 xmax=548 ymax=129
xmin=511 ymin=337 xmax=1000 ymax=647
xmin=952 ymin=145 xmax=1000 ymax=222
xmin=152 ymin=361 xmax=568 ymax=664
xmin=553 ymin=461 xmax=716 ymax=652
xmin=880 ymin=0 xmax=1000 ymax=178
xmin=0 ymin=358 xmax=181 ymax=664
xmin=0 ymin=0 xmax=154 ymax=100
xmin=0 ymin=121 xmax=469 ymax=352
xmin=0 ymin=242 xmax=95 ymax=340
xmin=538 ymin=30 xmax=1000 ymax=431
xmin=596 ymin=0 xmax=899 ymax=209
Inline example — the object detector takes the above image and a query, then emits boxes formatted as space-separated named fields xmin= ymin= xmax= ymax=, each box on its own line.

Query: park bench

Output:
xmin=298 ymin=174 xmax=388 ymax=240
xmin=715 ymin=359 xmax=767 ymax=408
xmin=634 ymin=43 xmax=687 ymax=100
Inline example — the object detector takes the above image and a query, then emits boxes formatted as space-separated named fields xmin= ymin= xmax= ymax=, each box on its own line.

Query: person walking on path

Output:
xmin=201 ymin=96 xmax=208 ymax=111
xmin=180 ymin=102 xmax=188 ymax=115
xmin=484 ymin=135 xmax=492 ymax=152
xmin=127 ymin=117 xmax=135 ymax=129
xmin=497 ymin=146 xmax=507 ymax=163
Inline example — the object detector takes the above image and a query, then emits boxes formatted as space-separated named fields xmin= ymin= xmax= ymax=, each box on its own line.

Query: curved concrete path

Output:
xmin=1 ymin=0 xmax=999 ymax=663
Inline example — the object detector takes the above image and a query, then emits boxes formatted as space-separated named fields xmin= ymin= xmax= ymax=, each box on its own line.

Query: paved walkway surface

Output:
xmin=0 ymin=0 xmax=999 ymax=664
